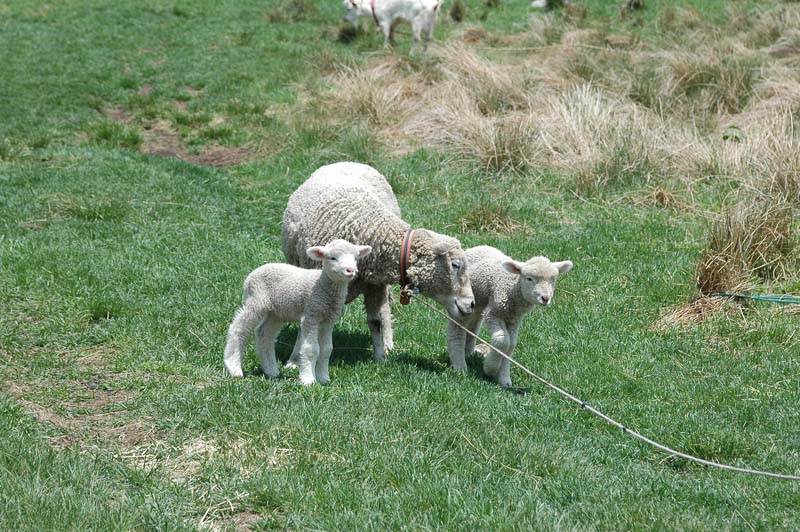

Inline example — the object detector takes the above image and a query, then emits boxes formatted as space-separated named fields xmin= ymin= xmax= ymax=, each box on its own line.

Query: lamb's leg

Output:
xmin=464 ymin=313 xmax=484 ymax=358
xmin=447 ymin=320 xmax=467 ymax=370
xmin=423 ymin=15 xmax=436 ymax=51
xmin=256 ymin=316 xmax=283 ymax=379
xmin=381 ymin=21 xmax=391 ymax=48
xmin=315 ymin=322 xmax=334 ymax=385
xmin=496 ymin=324 xmax=520 ymax=388
xmin=410 ymin=25 xmax=420 ymax=55
xmin=297 ymin=321 xmax=320 ymax=386
xmin=483 ymin=317 xmax=511 ymax=386
xmin=285 ymin=334 xmax=301 ymax=369
xmin=363 ymin=284 xmax=389 ymax=361
xmin=223 ymin=304 xmax=263 ymax=378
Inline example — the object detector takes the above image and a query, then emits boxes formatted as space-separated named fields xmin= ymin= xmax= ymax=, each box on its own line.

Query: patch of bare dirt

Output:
xmin=142 ymin=119 xmax=185 ymax=159
xmin=3 ymin=375 xmax=153 ymax=451
xmin=102 ymin=106 xmax=252 ymax=167
xmin=190 ymin=146 xmax=251 ymax=168
xmin=102 ymin=106 xmax=132 ymax=123
xmin=233 ymin=512 xmax=262 ymax=531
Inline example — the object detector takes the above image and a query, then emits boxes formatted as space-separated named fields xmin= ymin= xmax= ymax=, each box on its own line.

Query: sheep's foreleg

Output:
xmin=364 ymin=284 xmax=388 ymax=361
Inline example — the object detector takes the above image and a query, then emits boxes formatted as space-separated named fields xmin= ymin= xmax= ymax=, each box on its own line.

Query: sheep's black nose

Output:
xmin=470 ymin=301 xmax=475 ymax=310
xmin=541 ymin=295 xmax=550 ymax=304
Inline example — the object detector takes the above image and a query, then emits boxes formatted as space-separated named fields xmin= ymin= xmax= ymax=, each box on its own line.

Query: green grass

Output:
xmin=2 ymin=0 xmax=800 ymax=530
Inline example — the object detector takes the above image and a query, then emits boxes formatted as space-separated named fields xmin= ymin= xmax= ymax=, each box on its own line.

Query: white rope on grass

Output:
xmin=402 ymin=287 xmax=800 ymax=481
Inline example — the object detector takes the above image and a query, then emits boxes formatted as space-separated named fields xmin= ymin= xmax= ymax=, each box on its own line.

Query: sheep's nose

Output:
xmin=540 ymin=295 xmax=550 ymax=305
xmin=470 ymin=300 xmax=475 ymax=310
xmin=345 ymin=267 xmax=356 ymax=276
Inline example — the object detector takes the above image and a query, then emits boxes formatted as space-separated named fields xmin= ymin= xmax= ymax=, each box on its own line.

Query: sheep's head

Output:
xmin=502 ymin=256 xmax=573 ymax=306
xmin=342 ymin=0 xmax=361 ymax=25
xmin=307 ymin=239 xmax=372 ymax=284
xmin=409 ymin=230 xmax=475 ymax=318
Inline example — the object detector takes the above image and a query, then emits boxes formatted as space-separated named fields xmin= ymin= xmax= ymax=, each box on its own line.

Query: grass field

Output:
xmin=2 ymin=0 xmax=800 ymax=529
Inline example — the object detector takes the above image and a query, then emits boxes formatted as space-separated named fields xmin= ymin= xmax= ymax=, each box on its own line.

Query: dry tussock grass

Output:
xmin=314 ymin=3 xmax=800 ymax=313
xmin=653 ymin=296 xmax=732 ymax=330
xmin=698 ymin=198 xmax=796 ymax=292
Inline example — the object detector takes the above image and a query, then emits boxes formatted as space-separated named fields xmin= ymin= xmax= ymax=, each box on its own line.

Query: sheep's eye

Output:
xmin=329 ymin=257 xmax=337 ymax=261
xmin=526 ymin=277 xmax=533 ymax=282
xmin=451 ymin=261 xmax=461 ymax=270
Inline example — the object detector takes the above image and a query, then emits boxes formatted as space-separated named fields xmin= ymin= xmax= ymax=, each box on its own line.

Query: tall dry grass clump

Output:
xmin=697 ymin=198 xmax=796 ymax=295
xmin=434 ymin=43 xmax=526 ymax=115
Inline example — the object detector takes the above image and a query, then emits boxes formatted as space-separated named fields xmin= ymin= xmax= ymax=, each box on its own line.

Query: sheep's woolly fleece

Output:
xmin=281 ymin=162 xmax=462 ymax=292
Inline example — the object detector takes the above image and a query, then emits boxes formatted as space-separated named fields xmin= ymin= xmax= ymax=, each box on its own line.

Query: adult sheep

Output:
xmin=282 ymin=162 xmax=475 ymax=361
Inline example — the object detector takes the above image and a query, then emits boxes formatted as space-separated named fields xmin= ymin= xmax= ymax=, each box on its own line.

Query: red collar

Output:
xmin=399 ymin=228 xmax=414 ymax=305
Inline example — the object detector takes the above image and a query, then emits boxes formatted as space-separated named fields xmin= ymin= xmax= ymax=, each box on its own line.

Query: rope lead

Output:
xmin=401 ymin=288 xmax=800 ymax=481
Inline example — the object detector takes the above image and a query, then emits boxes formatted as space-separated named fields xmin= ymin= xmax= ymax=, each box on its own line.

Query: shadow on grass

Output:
xmin=240 ymin=325 xmax=374 ymax=376
xmin=395 ymin=347 xmax=532 ymax=394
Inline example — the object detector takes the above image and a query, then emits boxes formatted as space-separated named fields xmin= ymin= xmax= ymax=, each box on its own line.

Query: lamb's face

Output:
xmin=502 ymin=256 xmax=573 ymax=306
xmin=342 ymin=0 xmax=360 ymax=25
xmin=307 ymin=239 xmax=372 ymax=284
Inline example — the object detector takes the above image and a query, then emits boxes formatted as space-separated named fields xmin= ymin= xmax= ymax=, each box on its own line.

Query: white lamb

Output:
xmin=223 ymin=239 xmax=372 ymax=385
xmin=343 ymin=0 xmax=441 ymax=53
xmin=447 ymin=246 xmax=573 ymax=388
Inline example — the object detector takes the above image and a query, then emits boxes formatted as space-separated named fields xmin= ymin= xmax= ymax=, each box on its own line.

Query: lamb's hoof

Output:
xmin=450 ymin=364 xmax=468 ymax=371
xmin=497 ymin=378 xmax=512 ymax=388
xmin=373 ymin=352 xmax=387 ymax=362
xmin=475 ymin=344 xmax=491 ymax=356
xmin=284 ymin=360 xmax=298 ymax=369
xmin=263 ymin=369 xmax=280 ymax=379
xmin=317 ymin=377 xmax=331 ymax=385
xmin=300 ymin=377 xmax=316 ymax=386
xmin=225 ymin=366 xmax=244 ymax=378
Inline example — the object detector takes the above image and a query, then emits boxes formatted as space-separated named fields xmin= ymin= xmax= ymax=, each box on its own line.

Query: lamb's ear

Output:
xmin=306 ymin=246 xmax=328 ymax=261
xmin=356 ymin=245 xmax=372 ymax=258
xmin=554 ymin=260 xmax=573 ymax=274
xmin=501 ymin=259 xmax=523 ymax=275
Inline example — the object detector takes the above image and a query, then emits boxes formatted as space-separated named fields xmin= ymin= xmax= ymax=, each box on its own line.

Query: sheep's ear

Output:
xmin=357 ymin=245 xmax=372 ymax=258
xmin=554 ymin=260 xmax=573 ymax=274
xmin=501 ymin=259 xmax=523 ymax=275
xmin=306 ymin=246 xmax=328 ymax=261
xmin=432 ymin=235 xmax=460 ymax=256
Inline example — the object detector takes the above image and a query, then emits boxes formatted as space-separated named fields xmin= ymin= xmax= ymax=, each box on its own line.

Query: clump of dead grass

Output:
xmin=434 ymin=43 xmax=526 ymax=115
xmin=697 ymin=198 xmax=796 ymax=295
xmin=653 ymin=296 xmax=731 ymax=330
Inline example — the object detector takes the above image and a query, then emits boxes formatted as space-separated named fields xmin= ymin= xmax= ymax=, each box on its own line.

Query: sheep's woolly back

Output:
xmin=283 ymin=162 xmax=461 ymax=288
